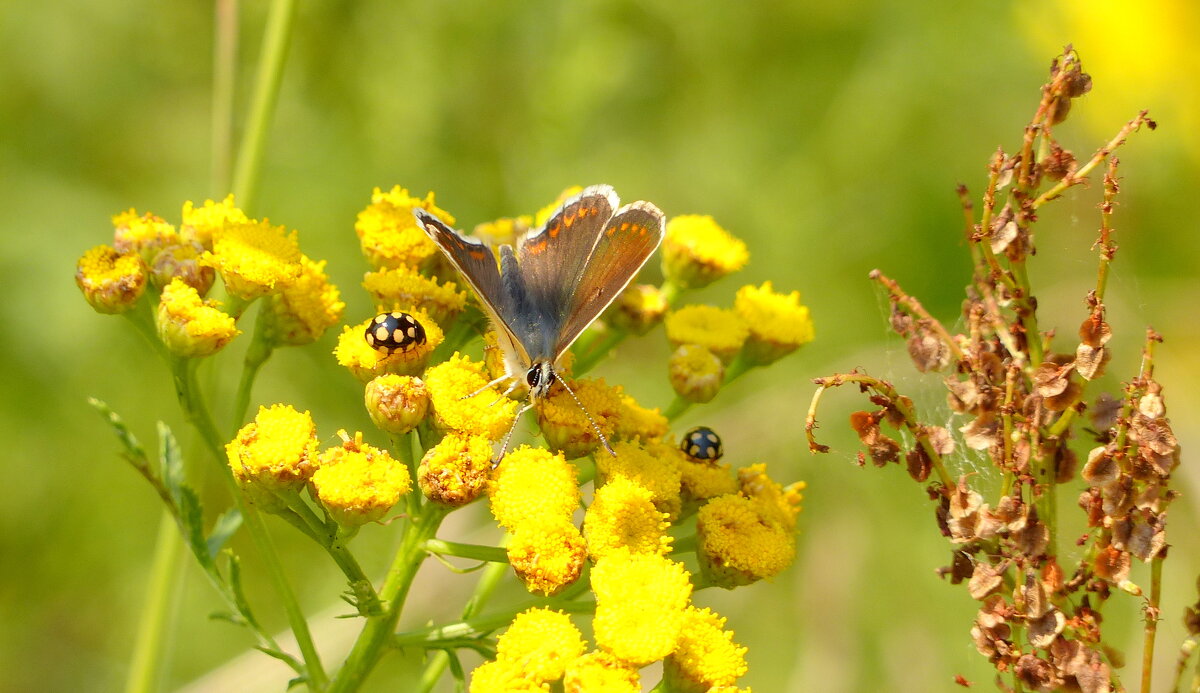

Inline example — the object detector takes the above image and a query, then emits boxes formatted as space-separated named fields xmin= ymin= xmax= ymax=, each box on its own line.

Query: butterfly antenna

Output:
xmin=556 ymin=377 xmax=616 ymax=457
xmin=496 ymin=400 xmax=535 ymax=467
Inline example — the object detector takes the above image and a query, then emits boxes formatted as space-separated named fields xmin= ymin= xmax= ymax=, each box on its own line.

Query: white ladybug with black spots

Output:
xmin=681 ymin=426 xmax=723 ymax=462
xmin=364 ymin=311 xmax=426 ymax=355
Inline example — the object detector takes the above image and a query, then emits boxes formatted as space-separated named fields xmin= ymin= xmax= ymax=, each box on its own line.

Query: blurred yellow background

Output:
xmin=2 ymin=1 xmax=1198 ymax=690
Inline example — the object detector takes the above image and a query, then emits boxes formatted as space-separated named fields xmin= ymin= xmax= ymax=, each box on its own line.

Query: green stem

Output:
xmin=417 ymin=550 xmax=511 ymax=691
xmin=423 ymin=540 xmax=509 ymax=564
xmin=172 ymin=358 xmax=327 ymax=689
xmin=124 ymin=510 xmax=185 ymax=693
xmin=328 ymin=503 xmax=450 ymax=692
xmin=664 ymin=396 xmax=692 ymax=422
xmin=396 ymin=599 xmax=596 ymax=649
xmin=230 ymin=0 xmax=298 ymax=211
xmin=230 ymin=305 xmax=275 ymax=433
xmin=660 ymin=279 xmax=684 ymax=308
xmin=670 ymin=534 xmax=697 ymax=555
xmin=211 ymin=0 xmax=237 ymax=196
xmin=1142 ymin=556 xmax=1165 ymax=693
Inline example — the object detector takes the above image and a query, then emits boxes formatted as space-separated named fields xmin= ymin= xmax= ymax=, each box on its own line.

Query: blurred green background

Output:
xmin=3 ymin=0 xmax=1198 ymax=690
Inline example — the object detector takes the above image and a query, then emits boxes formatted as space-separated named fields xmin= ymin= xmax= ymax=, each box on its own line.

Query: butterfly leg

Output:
xmin=496 ymin=401 xmax=536 ymax=466
xmin=460 ymin=373 xmax=515 ymax=401
xmin=488 ymin=379 xmax=521 ymax=407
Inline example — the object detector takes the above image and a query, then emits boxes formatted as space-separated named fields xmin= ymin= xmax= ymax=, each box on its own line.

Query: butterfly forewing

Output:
xmin=550 ymin=201 xmax=665 ymax=355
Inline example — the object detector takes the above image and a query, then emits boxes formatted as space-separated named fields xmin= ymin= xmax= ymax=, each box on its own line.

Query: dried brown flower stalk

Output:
xmin=805 ymin=48 xmax=1179 ymax=693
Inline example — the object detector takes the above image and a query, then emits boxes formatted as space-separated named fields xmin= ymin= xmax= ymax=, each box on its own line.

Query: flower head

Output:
xmin=508 ymin=519 xmax=587 ymax=596
xmin=201 ymin=219 xmax=303 ymax=299
xmin=490 ymin=445 xmax=580 ymax=530
xmin=666 ymin=305 xmax=749 ymax=364
xmin=537 ymin=378 xmax=623 ymax=459
xmin=76 ymin=245 xmax=147 ymax=314
xmin=355 ymin=186 xmax=454 ymax=270
xmin=181 ymin=195 xmax=249 ymax=249
xmin=156 ymin=278 xmax=240 ymax=357
xmin=734 ymin=281 xmax=814 ymax=365
xmin=112 ymin=209 xmax=179 ymax=263
xmin=663 ymin=607 xmax=749 ymax=692
xmin=697 ymin=493 xmax=796 ymax=588
xmin=613 ymin=393 xmax=669 ymax=442
xmin=263 ymin=256 xmax=345 ymax=346
xmin=362 ymin=265 xmax=467 ymax=325
xmin=495 ymin=608 xmax=586 ymax=681
xmin=226 ymin=404 xmax=319 ymax=506
xmin=738 ymin=463 xmax=805 ymax=529
xmin=418 ymin=432 xmax=492 ymax=507
xmin=606 ymin=283 xmax=668 ymax=335
xmin=595 ymin=440 xmax=682 ymax=521
xmin=591 ymin=548 xmax=693 ymax=666
xmin=661 ymin=215 xmax=748 ymax=289
xmin=563 ymin=651 xmax=641 ymax=693
xmin=364 ymin=374 xmax=429 ymax=435
xmin=334 ymin=311 xmax=444 ymax=382
xmin=584 ymin=475 xmax=672 ymax=560
xmin=310 ymin=431 xmax=411 ymax=527
xmin=668 ymin=344 xmax=725 ymax=404
xmin=150 ymin=241 xmax=216 ymax=295
xmin=469 ymin=660 xmax=547 ymax=693
xmin=425 ymin=354 xmax=518 ymax=439
xmin=647 ymin=439 xmax=738 ymax=507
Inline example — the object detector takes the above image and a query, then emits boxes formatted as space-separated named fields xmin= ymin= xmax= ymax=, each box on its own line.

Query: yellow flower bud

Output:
xmin=75 ymin=245 xmax=147 ymax=314
xmin=507 ymin=519 xmax=587 ymax=596
xmin=665 ymin=305 xmax=748 ymax=364
xmin=469 ymin=660 xmax=547 ymax=693
xmin=112 ymin=209 xmax=180 ymax=264
xmin=355 ymin=186 xmax=454 ymax=271
xmin=364 ymin=374 xmax=429 ymax=435
xmin=417 ymin=432 xmax=492 ymax=506
xmin=661 ymin=215 xmax=748 ymax=289
xmin=150 ymin=241 xmax=215 ymax=295
xmin=663 ymin=607 xmax=749 ymax=692
xmin=668 ymin=344 xmax=725 ymax=404
xmin=495 ymin=608 xmax=586 ymax=681
xmin=536 ymin=378 xmax=622 ymax=459
xmin=734 ymin=281 xmax=814 ymax=365
xmin=226 ymin=404 xmax=319 ymax=509
xmin=563 ymin=651 xmax=641 ymax=693
xmin=697 ymin=493 xmax=796 ymax=588
xmin=605 ymin=283 xmax=667 ymax=335
xmin=644 ymin=439 xmax=737 ymax=509
xmin=613 ymin=393 xmax=669 ymax=442
xmin=156 ymin=278 xmax=240 ymax=358
xmin=263 ymin=256 xmax=346 ymax=346
xmin=738 ymin=463 xmax=805 ymax=529
xmin=310 ymin=431 xmax=412 ymax=527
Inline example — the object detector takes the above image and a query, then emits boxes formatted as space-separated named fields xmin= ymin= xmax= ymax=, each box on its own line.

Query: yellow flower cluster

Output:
xmin=354 ymin=186 xmax=454 ymax=270
xmin=264 ymin=256 xmax=345 ymax=346
xmin=661 ymin=214 xmax=749 ymax=289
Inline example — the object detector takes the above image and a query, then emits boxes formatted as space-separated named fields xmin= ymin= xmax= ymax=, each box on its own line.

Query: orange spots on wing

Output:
xmin=564 ymin=210 xmax=577 ymax=227
xmin=468 ymin=249 xmax=487 ymax=260
xmin=620 ymin=222 xmax=631 ymax=231
xmin=526 ymin=239 xmax=548 ymax=255
xmin=549 ymin=225 xmax=560 ymax=238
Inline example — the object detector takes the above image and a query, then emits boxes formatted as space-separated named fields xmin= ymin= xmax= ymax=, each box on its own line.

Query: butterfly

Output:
xmin=414 ymin=185 xmax=665 ymax=455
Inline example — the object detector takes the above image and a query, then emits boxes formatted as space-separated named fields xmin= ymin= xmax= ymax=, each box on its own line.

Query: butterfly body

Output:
xmin=414 ymin=185 xmax=665 ymax=442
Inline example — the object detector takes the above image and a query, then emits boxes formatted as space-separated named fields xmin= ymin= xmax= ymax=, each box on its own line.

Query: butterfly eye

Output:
xmin=526 ymin=367 xmax=541 ymax=388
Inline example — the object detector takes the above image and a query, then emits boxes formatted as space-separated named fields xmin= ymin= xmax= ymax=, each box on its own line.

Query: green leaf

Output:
xmin=445 ymin=649 xmax=465 ymax=693
xmin=226 ymin=551 xmax=266 ymax=634
xmin=253 ymin=645 xmax=303 ymax=673
xmin=157 ymin=421 xmax=185 ymax=496
xmin=207 ymin=508 xmax=243 ymax=559
xmin=158 ymin=422 xmax=211 ymax=569
xmin=87 ymin=397 xmax=150 ymax=472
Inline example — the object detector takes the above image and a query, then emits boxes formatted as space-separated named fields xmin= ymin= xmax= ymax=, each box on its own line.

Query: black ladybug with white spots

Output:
xmin=680 ymin=426 xmax=723 ymax=462
xmin=364 ymin=311 xmax=426 ymax=355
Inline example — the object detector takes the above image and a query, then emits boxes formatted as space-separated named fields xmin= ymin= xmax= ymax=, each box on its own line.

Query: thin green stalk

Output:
xmin=664 ymin=395 xmax=691 ymax=422
xmin=172 ymin=359 xmax=327 ymax=688
xmin=397 ymin=599 xmax=596 ymax=649
xmin=231 ymin=0 xmax=298 ymax=210
xmin=230 ymin=304 xmax=275 ymax=432
xmin=124 ymin=510 xmax=185 ymax=693
xmin=328 ymin=503 xmax=450 ymax=692
xmin=417 ymin=551 xmax=510 ymax=691
xmin=423 ymin=540 xmax=508 ymax=564
xmin=1142 ymin=556 xmax=1165 ymax=693
xmin=211 ymin=0 xmax=238 ymax=196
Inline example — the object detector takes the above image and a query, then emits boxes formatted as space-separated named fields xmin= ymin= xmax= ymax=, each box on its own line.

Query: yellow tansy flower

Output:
xmin=507 ymin=519 xmax=587 ymax=596
xmin=112 ymin=209 xmax=179 ymax=263
xmin=613 ymin=393 xmax=669 ymax=442
xmin=668 ymin=344 xmax=725 ymax=403
xmin=583 ymin=475 xmax=672 ymax=560
xmin=418 ymin=431 xmax=492 ymax=507
xmin=149 ymin=241 xmax=215 ymax=295
xmin=76 ymin=245 xmax=147 ymax=314
xmin=697 ymin=494 xmax=796 ymax=588
xmin=495 ymin=608 xmax=586 ymax=681
xmin=563 ymin=651 xmax=641 ymax=693
xmin=424 ymin=353 xmax=518 ymax=439
xmin=264 ymin=255 xmax=345 ymax=346
xmin=473 ymin=216 xmax=532 ymax=247
xmin=664 ymin=607 xmax=749 ymax=692
xmin=595 ymin=440 xmax=683 ymax=521
xmin=738 ymin=463 xmax=805 ymax=529
xmin=355 ymin=186 xmax=454 ymax=270
xmin=226 ymin=404 xmax=319 ymax=508
xmin=734 ymin=281 xmax=814 ymax=365
xmin=537 ymin=377 xmax=623 ymax=459
xmin=333 ymin=311 xmax=444 ymax=382
xmin=469 ymin=660 xmax=548 ymax=693
xmin=310 ymin=431 xmax=411 ymax=527
xmin=534 ymin=185 xmax=583 ymax=228
xmin=665 ymin=305 xmax=749 ymax=364
xmin=489 ymin=445 xmax=580 ymax=530
xmin=201 ymin=219 xmax=303 ymax=299
xmin=156 ymin=277 xmax=240 ymax=357
xmin=606 ymin=283 xmax=668 ymax=335
xmin=180 ymin=195 xmax=249 ymax=249
xmin=645 ymin=439 xmax=738 ymax=507
xmin=364 ymin=374 xmax=429 ymax=435
xmin=362 ymin=264 xmax=467 ymax=325
xmin=591 ymin=548 xmax=693 ymax=667
xmin=661 ymin=214 xmax=748 ymax=289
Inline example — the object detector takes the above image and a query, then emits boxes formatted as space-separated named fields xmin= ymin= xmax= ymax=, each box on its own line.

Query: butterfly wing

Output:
xmin=550 ymin=200 xmax=665 ymax=355
xmin=413 ymin=208 xmax=531 ymax=366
